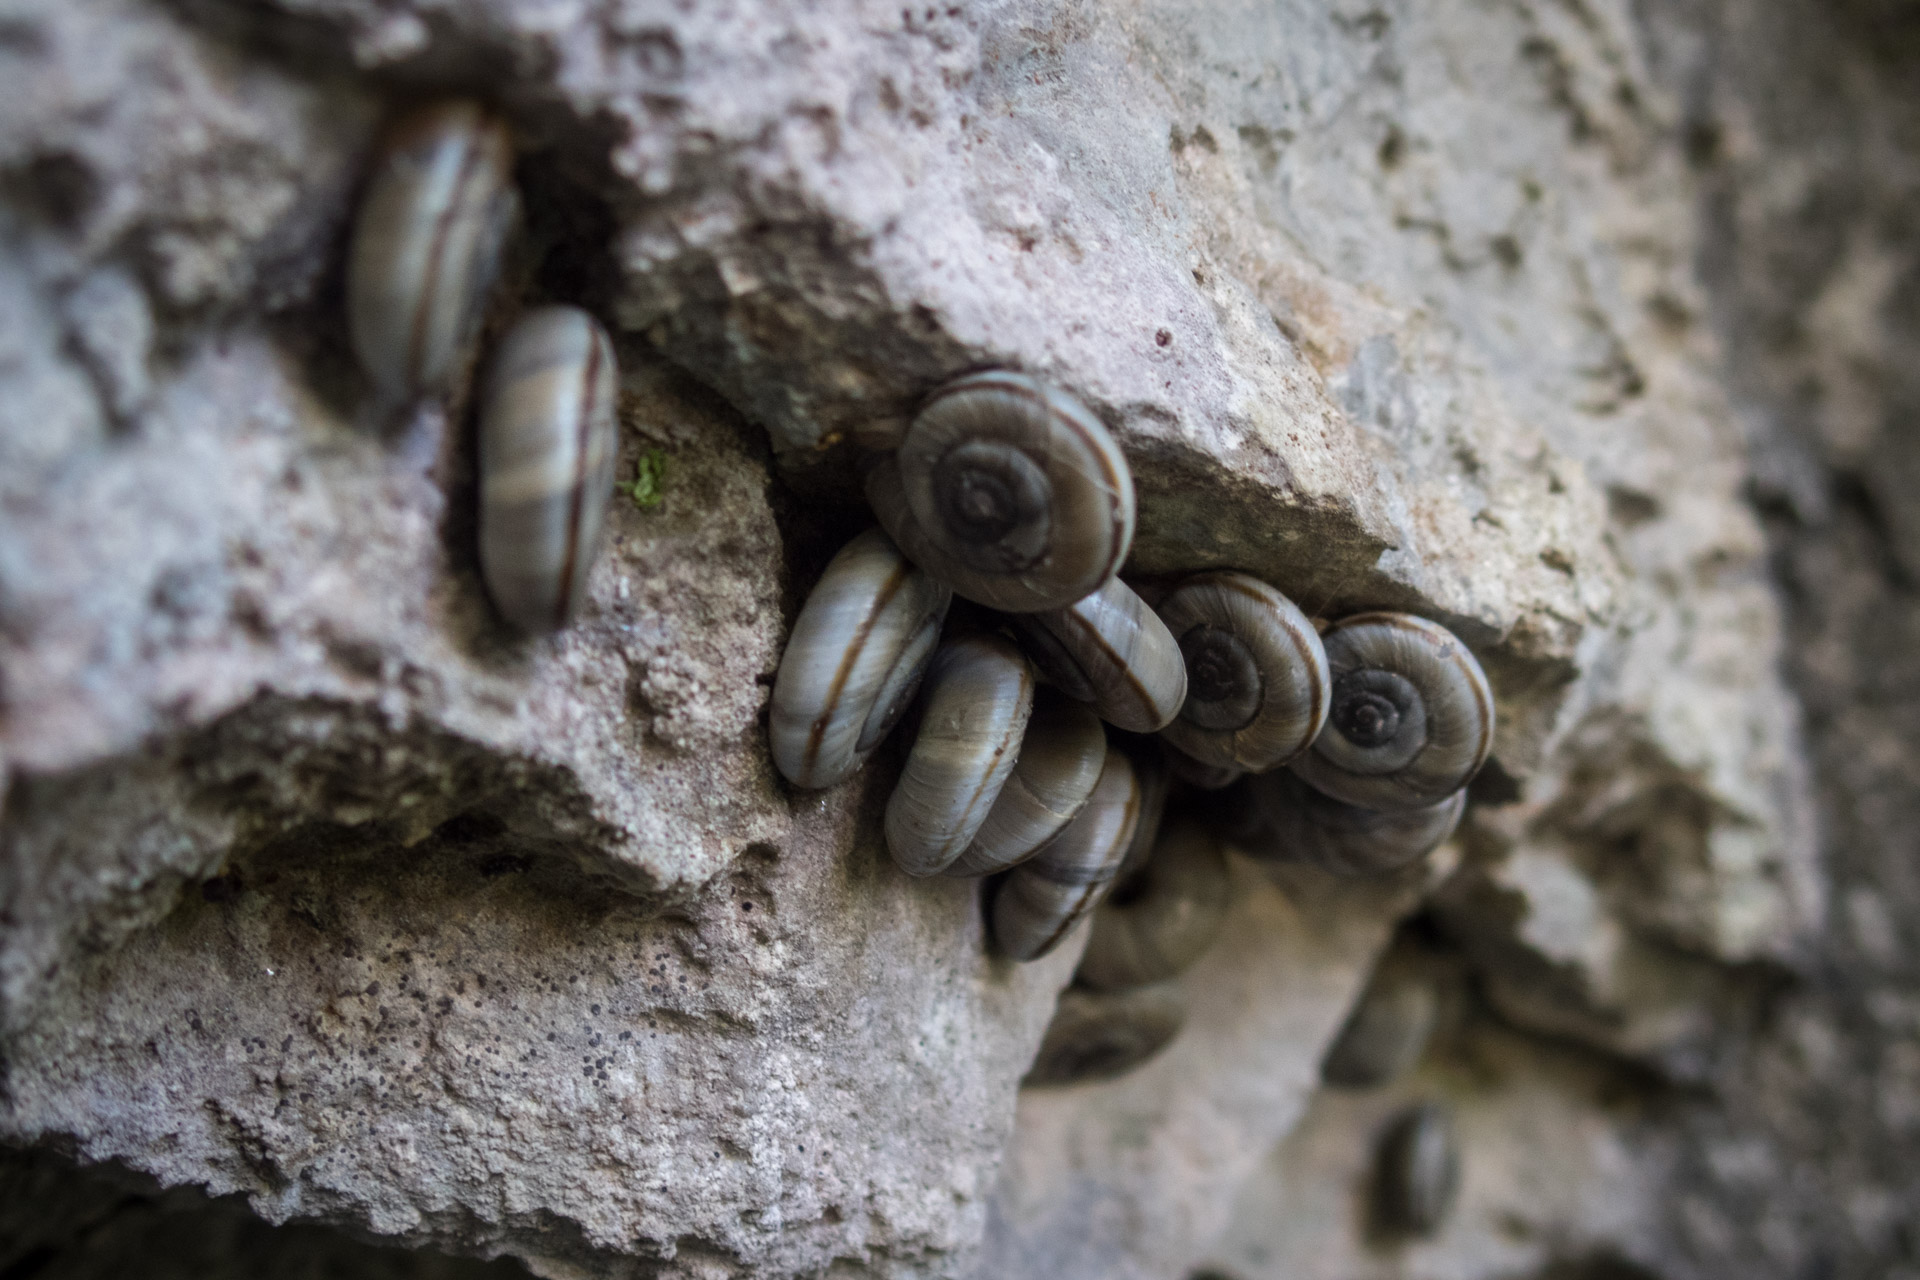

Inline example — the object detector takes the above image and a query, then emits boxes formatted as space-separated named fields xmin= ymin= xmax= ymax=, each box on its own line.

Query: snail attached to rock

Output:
xmin=477 ymin=305 xmax=620 ymax=634
xmin=1290 ymin=612 xmax=1493 ymax=811
xmin=1374 ymin=1101 xmax=1462 ymax=1236
xmin=866 ymin=370 xmax=1135 ymax=613
xmin=1320 ymin=951 xmax=1440 ymax=1089
xmin=1009 ymin=576 xmax=1187 ymax=732
xmin=769 ymin=528 xmax=951 ymax=789
xmin=1238 ymin=770 xmax=1466 ymax=877
xmin=991 ymin=742 xmax=1141 ymax=960
xmin=1022 ymin=980 xmax=1188 ymax=1087
xmin=349 ymin=99 xmax=519 ymax=403
xmin=1076 ymin=817 xmax=1231 ymax=991
xmin=1156 ymin=571 xmax=1330 ymax=773
xmin=944 ymin=691 xmax=1107 ymax=877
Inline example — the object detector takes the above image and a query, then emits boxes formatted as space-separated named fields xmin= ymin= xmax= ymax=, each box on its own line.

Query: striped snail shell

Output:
xmin=1375 ymin=1102 xmax=1461 ymax=1236
xmin=990 ymin=743 xmax=1141 ymax=961
xmin=944 ymin=692 xmax=1107 ymax=878
xmin=1109 ymin=735 xmax=1170 ymax=883
xmin=1009 ymin=576 xmax=1186 ymax=732
xmin=1156 ymin=572 xmax=1330 ymax=773
xmin=1022 ymin=980 xmax=1187 ymax=1088
xmin=1076 ymin=818 xmax=1230 ymax=992
xmin=884 ymin=634 xmax=1035 ymax=876
xmin=769 ymin=528 xmax=951 ymax=789
xmin=349 ymin=100 xmax=518 ymax=402
xmin=1320 ymin=954 xmax=1439 ymax=1089
xmin=865 ymin=371 xmax=1135 ymax=613
xmin=477 ymin=306 xmax=619 ymax=634
xmin=1241 ymin=770 xmax=1464 ymax=877
xmin=1289 ymin=612 xmax=1493 ymax=811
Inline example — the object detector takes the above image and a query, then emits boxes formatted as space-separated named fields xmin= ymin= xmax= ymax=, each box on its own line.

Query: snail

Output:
xmin=1239 ymin=770 xmax=1465 ymax=877
xmin=865 ymin=370 xmax=1135 ymax=613
xmin=769 ymin=529 xmax=952 ymax=789
xmin=944 ymin=692 xmax=1107 ymax=877
xmin=1320 ymin=952 xmax=1440 ymax=1089
xmin=990 ymin=743 xmax=1140 ymax=961
xmin=1008 ymin=576 xmax=1186 ymax=732
xmin=1022 ymin=980 xmax=1187 ymax=1087
xmin=1289 ymin=612 xmax=1493 ymax=811
xmin=1109 ymin=735 xmax=1170 ymax=882
xmin=1076 ymin=818 xmax=1230 ymax=992
xmin=1374 ymin=1102 xmax=1461 ymax=1236
xmin=349 ymin=99 xmax=518 ymax=402
xmin=1156 ymin=572 xmax=1330 ymax=773
xmin=477 ymin=305 xmax=619 ymax=634
xmin=884 ymin=634 xmax=1035 ymax=876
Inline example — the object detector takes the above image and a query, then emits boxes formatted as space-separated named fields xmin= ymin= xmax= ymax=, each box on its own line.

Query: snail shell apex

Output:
xmin=884 ymin=634 xmax=1035 ymax=876
xmin=349 ymin=100 xmax=517 ymax=402
xmin=1023 ymin=980 xmax=1187 ymax=1087
xmin=991 ymin=743 xmax=1140 ymax=962
xmin=1012 ymin=576 xmax=1187 ymax=732
xmin=1290 ymin=612 xmax=1493 ymax=811
xmin=478 ymin=305 xmax=619 ymax=635
xmin=868 ymin=371 xmax=1135 ymax=613
xmin=769 ymin=528 xmax=951 ymax=789
xmin=1157 ymin=572 xmax=1330 ymax=773
xmin=1076 ymin=817 xmax=1230 ymax=992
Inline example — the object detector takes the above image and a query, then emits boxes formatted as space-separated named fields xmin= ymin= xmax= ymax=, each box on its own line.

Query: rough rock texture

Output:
xmin=0 ymin=0 xmax=1909 ymax=1276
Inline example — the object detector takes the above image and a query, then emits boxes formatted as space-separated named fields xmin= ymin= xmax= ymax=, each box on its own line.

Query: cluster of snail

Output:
xmin=768 ymin=365 xmax=1495 ymax=1085
xmin=347 ymin=99 xmax=620 ymax=635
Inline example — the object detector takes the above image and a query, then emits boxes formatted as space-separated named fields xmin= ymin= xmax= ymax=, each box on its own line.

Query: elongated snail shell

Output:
xmin=884 ymin=634 xmax=1035 ymax=876
xmin=1076 ymin=818 xmax=1230 ymax=992
xmin=1290 ymin=612 xmax=1494 ymax=811
xmin=477 ymin=306 xmax=619 ymax=634
xmin=866 ymin=370 xmax=1135 ymax=612
xmin=991 ymin=744 xmax=1141 ymax=961
xmin=1010 ymin=576 xmax=1187 ymax=732
xmin=944 ymin=692 xmax=1107 ymax=877
xmin=1320 ymin=956 xmax=1439 ymax=1089
xmin=1375 ymin=1102 xmax=1462 ymax=1236
xmin=769 ymin=529 xmax=951 ymax=789
xmin=1022 ymin=980 xmax=1187 ymax=1088
xmin=1156 ymin=572 xmax=1330 ymax=772
xmin=1242 ymin=770 xmax=1465 ymax=876
xmin=349 ymin=100 xmax=518 ymax=402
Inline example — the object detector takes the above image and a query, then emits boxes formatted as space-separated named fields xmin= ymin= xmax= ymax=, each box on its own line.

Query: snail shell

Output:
xmin=1375 ymin=1102 xmax=1461 ymax=1236
xmin=991 ymin=743 xmax=1141 ymax=961
xmin=1156 ymin=572 xmax=1330 ymax=773
xmin=884 ymin=634 xmax=1035 ymax=876
xmin=1022 ymin=980 xmax=1187 ymax=1087
xmin=1241 ymin=770 xmax=1464 ymax=876
xmin=1110 ymin=735 xmax=1170 ymax=883
xmin=1290 ymin=612 xmax=1493 ymax=811
xmin=1076 ymin=818 xmax=1230 ymax=992
xmin=865 ymin=370 xmax=1135 ymax=613
xmin=1160 ymin=739 xmax=1244 ymax=791
xmin=1320 ymin=955 xmax=1439 ymax=1089
xmin=349 ymin=100 xmax=518 ymax=402
xmin=477 ymin=305 xmax=619 ymax=634
xmin=1009 ymin=577 xmax=1186 ymax=732
xmin=944 ymin=692 xmax=1107 ymax=877
xmin=769 ymin=528 xmax=951 ymax=789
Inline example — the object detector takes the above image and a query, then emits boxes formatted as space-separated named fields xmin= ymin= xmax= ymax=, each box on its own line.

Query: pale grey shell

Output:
xmin=769 ymin=528 xmax=951 ymax=789
xmin=1076 ymin=818 xmax=1230 ymax=992
xmin=1290 ymin=612 xmax=1494 ymax=811
xmin=866 ymin=371 xmax=1135 ymax=613
xmin=1320 ymin=957 xmax=1440 ymax=1089
xmin=477 ymin=306 xmax=619 ymax=634
xmin=1022 ymin=980 xmax=1187 ymax=1087
xmin=884 ymin=634 xmax=1035 ymax=876
xmin=991 ymin=743 xmax=1141 ymax=961
xmin=1010 ymin=577 xmax=1186 ymax=732
xmin=944 ymin=692 xmax=1107 ymax=877
xmin=1241 ymin=770 xmax=1464 ymax=877
xmin=1156 ymin=572 xmax=1331 ymax=773
xmin=1375 ymin=1102 xmax=1461 ymax=1236
xmin=349 ymin=100 xmax=518 ymax=402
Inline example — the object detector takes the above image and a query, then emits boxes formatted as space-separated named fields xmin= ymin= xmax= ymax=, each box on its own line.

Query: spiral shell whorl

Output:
xmin=1291 ymin=612 xmax=1494 ymax=811
xmin=349 ymin=100 xmax=517 ymax=402
xmin=769 ymin=529 xmax=951 ymax=789
xmin=991 ymin=743 xmax=1141 ymax=961
xmin=477 ymin=305 xmax=619 ymax=634
xmin=884 ymin=634 xmax=1035 ymax=876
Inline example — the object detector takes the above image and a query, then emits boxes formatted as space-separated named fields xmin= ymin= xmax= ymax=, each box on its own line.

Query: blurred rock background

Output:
xmin=0 ymin=0 xmax=1912 ymax=1276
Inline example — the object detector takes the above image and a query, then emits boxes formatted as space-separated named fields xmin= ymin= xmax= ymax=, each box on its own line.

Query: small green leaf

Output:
xmin=618 ymin=449 xmax=669 ymax=511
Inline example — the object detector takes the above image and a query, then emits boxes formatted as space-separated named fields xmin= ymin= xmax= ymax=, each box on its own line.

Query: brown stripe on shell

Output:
xmin=1057 ymin=604 xmax=1157 ymax=728
xmin=405 ymin=124 xmax=491 ymax=389
xmin=550 ymin=325 xmax=605 ymax=631
xmin=802 ymin=557 xmax=913 ymax=776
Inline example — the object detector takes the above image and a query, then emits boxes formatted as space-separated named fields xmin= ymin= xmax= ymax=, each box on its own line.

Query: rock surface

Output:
xmin=0 ymin=0 xmax=1907 ymax=1276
